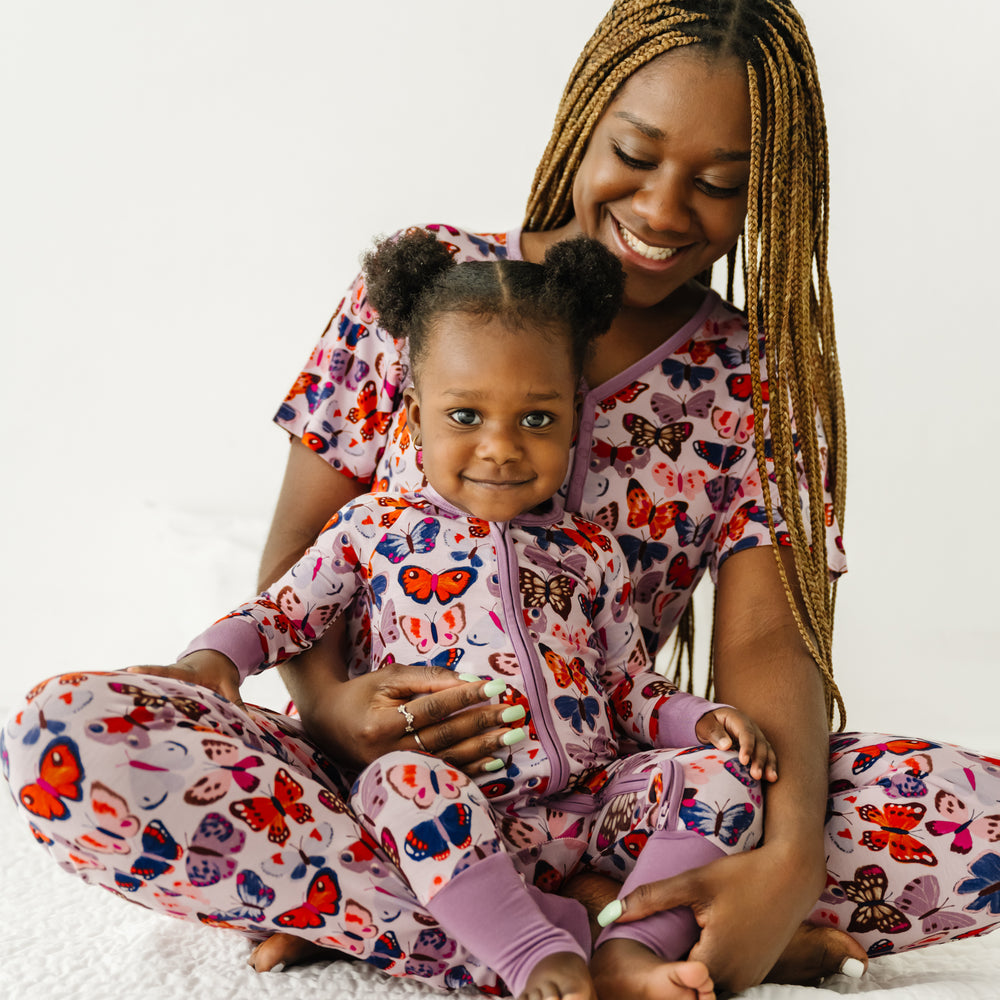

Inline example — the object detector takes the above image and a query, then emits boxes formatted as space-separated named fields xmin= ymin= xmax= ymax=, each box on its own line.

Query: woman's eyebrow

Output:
xmin=612 ymin=110 xmax=750 ymax=162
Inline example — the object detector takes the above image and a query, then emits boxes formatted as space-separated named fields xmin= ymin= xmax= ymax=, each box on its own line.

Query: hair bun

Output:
xmin=362 ymin=228 xmax=456 ymax=338
xmin=542 ymin=235 xmax=625 ymax=339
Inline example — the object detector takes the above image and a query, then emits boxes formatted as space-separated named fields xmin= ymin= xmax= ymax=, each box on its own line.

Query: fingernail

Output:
xmin=501 ymin=727 xmax=526 ymax=746
xmin=501 ymin=705 xmax=526 ymax=723
xmin=482 ymin=679 xmax=506 ymax=698
xmin=459 ymin=673 xmax=480 ymax=683
xmin=483 ymin=758 xmax=505 ymax=772
xmin=839 ymin=958 xmax=864 ymax=979
xmin=596 ymin=899 xmax=623 ymax=927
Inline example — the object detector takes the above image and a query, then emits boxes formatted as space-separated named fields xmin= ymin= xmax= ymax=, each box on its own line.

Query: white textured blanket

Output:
xmin=3 ymin=788 xmax=999 ymax=1000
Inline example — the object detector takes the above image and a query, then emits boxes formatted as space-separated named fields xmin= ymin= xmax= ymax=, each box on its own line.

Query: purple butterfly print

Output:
xmin=186 ymin=812 xmax=246 ymax=886
xmin=895 ymin=875 xmax=977 ymax=935
xmin=650 ymin=389 xmax=715 ymax=421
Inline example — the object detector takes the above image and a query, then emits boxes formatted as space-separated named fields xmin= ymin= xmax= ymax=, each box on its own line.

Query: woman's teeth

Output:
xmin=618 ymin=223 xmax=678 ymax=261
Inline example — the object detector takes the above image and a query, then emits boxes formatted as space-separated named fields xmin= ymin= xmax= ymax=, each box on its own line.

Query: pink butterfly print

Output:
xmin=262 ymin=822 xmax=335 ymax=880
xmin=329 ymin=347 xmax=370 ymax=389
xmin=184 ymin=738 xmax=264 ymax=806
xmin=326 ymin=900 xmax=380 ymax=955
xmin=185 ymin=812 xmax=246 ymax=886
xmin=650 ymin=389 xmax=715 ymax=422
xmin=651 ymin=460 xmax=708 ymax=499
xmin=74 ymin=781 xmax=140 ymax=855
xmin=487 ymin=651 xmax=520 ymax=676
xmin=385 ymin=760 xmax=468 ymax=809
xmin=399 ymin=605 xmax=465 ymax=655
xmin=710 ymin=406 xmax=754 ymax=444
xmin=85 ymin=702 xmax=182 ymax=750
xmin=124 ymin=739 xmax=193 ymax=810
xmin=925 ymin=790 xmax=1000 ymax=855
xmin=895 ymin=874 xmax=977 ymax=935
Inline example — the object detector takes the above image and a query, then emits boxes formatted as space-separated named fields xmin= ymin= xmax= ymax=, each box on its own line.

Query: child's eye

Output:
xmin=522 ymin=412 xmax=554 ymax=429
xmin=449 ymin=409 xmax=481 ymax=426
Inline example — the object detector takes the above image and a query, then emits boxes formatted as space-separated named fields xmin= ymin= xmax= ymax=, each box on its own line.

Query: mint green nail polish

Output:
xmin=458 ymin=673 xmax=480 ymax=683
xmin=482 ymin=679 xmax=506 ymax=698
xmin=501 ymin=727 xmax=526 ymax=746
xmin=596 ymin=900 xmax=623 ymax=927
xmin=483 ymin=758 xmax=505 ymax=772
xmin=501 ymin=705 xmax=526 ymax=723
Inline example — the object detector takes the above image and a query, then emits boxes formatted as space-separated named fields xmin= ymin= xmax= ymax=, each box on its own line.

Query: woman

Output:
xmin=4 ymin=1 xmax=997 ymax=996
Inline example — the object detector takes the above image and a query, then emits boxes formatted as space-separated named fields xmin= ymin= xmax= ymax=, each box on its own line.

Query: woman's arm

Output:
xmin=604 ymin=544 xmax=831 ymax=992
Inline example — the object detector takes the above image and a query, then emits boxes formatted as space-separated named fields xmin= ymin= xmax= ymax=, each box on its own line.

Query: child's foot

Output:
xmin=520 ymin=951 xmax=597 ymax=1000
xmin=765 ymin=921 xmax=867 ymax=984
xmin=591 ymin=939 xmax=713 ymax=1000
xmin=248 ymin=932 xmax=325 ymax=972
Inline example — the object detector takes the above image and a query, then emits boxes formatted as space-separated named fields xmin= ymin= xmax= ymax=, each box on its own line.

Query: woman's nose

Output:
xmin=632 ymin=170 xmax=692 ymax=234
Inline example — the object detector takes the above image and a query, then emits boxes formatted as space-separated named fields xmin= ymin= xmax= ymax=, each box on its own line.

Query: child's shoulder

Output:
xmin=393 ymin=223 xmax=512 ymax=264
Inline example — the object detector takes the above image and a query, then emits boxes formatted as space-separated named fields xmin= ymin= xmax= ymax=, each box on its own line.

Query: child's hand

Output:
xmin=126 ymin=650 xmax=246 ymax=712
xmin=695 ymin=706 xmax=777 ymax=782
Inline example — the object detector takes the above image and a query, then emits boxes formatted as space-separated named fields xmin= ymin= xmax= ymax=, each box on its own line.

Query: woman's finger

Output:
xmin=596 ymin=868 xmax=702 ymax=927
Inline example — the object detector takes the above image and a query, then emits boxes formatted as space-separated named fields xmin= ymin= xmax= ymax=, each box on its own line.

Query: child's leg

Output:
xmin=351 ymin=749 xmax=590 ymax=996
xmin=0 ymin=671 xmax=502 ymax=992
xmin=583 ymin=746 xmax=762 ymax=959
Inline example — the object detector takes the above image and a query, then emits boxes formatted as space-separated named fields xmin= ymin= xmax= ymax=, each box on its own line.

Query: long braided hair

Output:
xmin=526 ymin=0 xmax=847 ymax=727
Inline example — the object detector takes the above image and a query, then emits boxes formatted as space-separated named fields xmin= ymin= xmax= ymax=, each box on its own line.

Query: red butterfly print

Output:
xmin=711 ymin=407 xmax=754 ymax=444
xmin=519 ymin=568 xmax=576 ymax=621
xmin=376 ymin=495 xmax=416 ymax=528
xmin=623 ymin=414 xmax=692 ymax=459
xmin=716 ymin=501 xmax=768 ymax=548
xmin=400 ymin=605 xmax=466 ymax=655
xmin=274 ymin=867 xmax=342 ymax=929
xmin=598 ymin=380 xmax=649 ymax=412
xmin=542 ymin=648 xmax=588 ymax=693
xmin=466 ymin=517 xmax=490 ymax=538
xmin=399 ymin=566 xmax=476 ymax=604
xmin=569 ymin=515 xmax=613 ymax=553
xmin=677 ymin=336 xmax=726 ymax=364
xmin=229 ymin=768 xmax=313 ymax=846
xmin=666 ymin=552 xmax=697 ymax=589
xmin=590 ymin=439 xmax=652 ymax=476
xmin=19 ymin=737 xmax=84 ymax=820
xmin=726 ymin=374 xmax=769 ymax=403
xmin=856 ymin=803 xmax=937 ymax=866
xmin=346 ymin=381 xmax=392 ymax=442
xmin=625 ymin=479 xmax=687 ymax=540
xmin=848 ymin=739 xmax=939 ymax=775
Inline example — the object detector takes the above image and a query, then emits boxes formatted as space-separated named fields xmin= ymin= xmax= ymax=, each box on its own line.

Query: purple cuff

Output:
xmin=179 ymin=618 xmax=263 ymax=683
xmin=655 ymin=693 xmax=730 ymax=749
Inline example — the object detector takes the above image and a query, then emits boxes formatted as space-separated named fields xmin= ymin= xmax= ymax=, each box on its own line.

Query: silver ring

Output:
xmin=397 ymin=703 xmax=416 ymax=734
xmin=413 ymin=731 xmax=427 ymax=752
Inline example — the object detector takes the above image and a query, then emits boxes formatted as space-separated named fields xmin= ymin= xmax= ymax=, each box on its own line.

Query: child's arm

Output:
xmin=694 ymin=704 xmax=778 ymax=783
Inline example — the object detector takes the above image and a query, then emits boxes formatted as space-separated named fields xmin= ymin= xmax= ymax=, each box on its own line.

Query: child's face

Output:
xmin=404 ymin=313 xmax=579 ymax=522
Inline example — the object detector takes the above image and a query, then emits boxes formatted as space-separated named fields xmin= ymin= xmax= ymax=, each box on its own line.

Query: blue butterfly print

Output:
xmin=957 ymin=852 xmax=1000 ymax=914
xmin=424 ymin=648 xmax=465 ymax=670
xmin=371 ymin=573 xmax=389 ymax=609
xmin=305 ymin=380 xmax=335 ymax=414
xmin=675 ymin=512 xmax=716 ymax=546
xmin=375 ymin=518 xmax=440 ymax=563
xmin=555 ymin=695 xmax=601 ymax=734
xmin=404 ymin=803 xmax=473 ymax=862
xmin=679 ymin=789 xmax=756 ymax=847
xmin=114 ymin=870 xmax=143 ymax=893
xmin=369 ymin=931 xmax=404 ymax=970
xmin=619 ymin=535 xmax=670 ymax=572
xmin=694 ymin=440 xmax=746 ymax=473
xmin=716 ymin=343 xmax=750 ymax=370
xmin=338 ymin=314 xmax=369 ymax=348
xmin=130 ymin=819 xmax=183 ymax=880
xmin=661 ymin=359 xmax=716 ymax=390
xmin=215 ymin=869 xmax=276 ymax=923
xmin=468 ymin=234 xmax=507 ymax=259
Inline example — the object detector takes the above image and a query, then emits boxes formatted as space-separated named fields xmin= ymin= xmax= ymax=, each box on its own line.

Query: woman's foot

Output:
xmin=765 ymin=922 xmax=867 ymax=984
xmin=591 ymin=939 xmax=714 ymax=1000
xmin=520 ymin=951 xmax=596 ymax=1000
xmin=248 ymin=932 xmax=325 ymax=972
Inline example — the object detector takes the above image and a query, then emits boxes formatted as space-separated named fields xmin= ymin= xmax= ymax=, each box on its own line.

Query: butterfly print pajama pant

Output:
xmin=3 ymin=672 xmax=1000 ymax=993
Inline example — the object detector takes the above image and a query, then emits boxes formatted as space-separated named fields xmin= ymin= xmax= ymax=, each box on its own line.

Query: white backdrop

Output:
xmin=2 ymin=1 xmax=997 ymax=753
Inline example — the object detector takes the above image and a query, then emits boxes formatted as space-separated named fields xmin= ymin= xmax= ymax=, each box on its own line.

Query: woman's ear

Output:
xmin=404 ymin=386 xmax=422 ymax=447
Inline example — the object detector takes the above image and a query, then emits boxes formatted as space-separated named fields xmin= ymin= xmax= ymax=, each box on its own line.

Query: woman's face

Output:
xmin=568 ymin=48 xmax=752 ymax=310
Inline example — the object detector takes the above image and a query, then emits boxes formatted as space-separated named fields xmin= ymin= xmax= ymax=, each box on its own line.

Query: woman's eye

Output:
xmin=522 ymin=412 xmax=554 ymax=429
xmin=612 ymin=142 xmax=655 ymax=171
xmin=449 ymin=409 xmax=481 ymax=426
xmin=696 ymin=178 xmax=743 ymax=199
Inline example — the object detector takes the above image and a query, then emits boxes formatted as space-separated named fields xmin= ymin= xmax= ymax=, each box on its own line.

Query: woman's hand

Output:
xmin=695 ymin=706 xmax=778 ymax=783
xmin=127 ymin=649 xmax=246 ymax=712
xmin=602 ymin=841 xmax=826 ymax=992
xmin=292 ymin=653 xmax=527 ymax=774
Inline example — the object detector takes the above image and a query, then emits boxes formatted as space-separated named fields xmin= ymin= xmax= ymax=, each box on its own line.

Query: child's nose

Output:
xmin=476 ymin=426 xmax=522 ymax=464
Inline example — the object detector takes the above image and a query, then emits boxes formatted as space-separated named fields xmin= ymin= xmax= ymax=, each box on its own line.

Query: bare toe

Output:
xmin=249 ymin=932 xmax=325 ymax=972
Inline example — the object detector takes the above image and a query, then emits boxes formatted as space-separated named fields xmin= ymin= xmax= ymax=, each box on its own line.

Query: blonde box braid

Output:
xmin=525 ymin=0 xmax=847 ymax=727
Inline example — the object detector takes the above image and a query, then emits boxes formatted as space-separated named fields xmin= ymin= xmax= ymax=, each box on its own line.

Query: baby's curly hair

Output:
xmin=362 ymin=228 xmax=624 ymax=382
